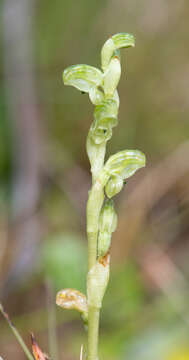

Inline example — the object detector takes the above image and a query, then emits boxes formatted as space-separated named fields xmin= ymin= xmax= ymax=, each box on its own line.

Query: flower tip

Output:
xmin=62 ymin=69 xmax=67 ymax=85
xmin=127 ymin=36 xmax=135 ymax=48
xmin=141 ymin=152 xmax=146 ymax=167
xmin=136 ymin=151 xmax=146 ymax=168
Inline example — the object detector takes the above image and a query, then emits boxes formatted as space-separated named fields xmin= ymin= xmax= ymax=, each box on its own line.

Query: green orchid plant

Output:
xmin=56 ymin=33 xmax=146 ymax=360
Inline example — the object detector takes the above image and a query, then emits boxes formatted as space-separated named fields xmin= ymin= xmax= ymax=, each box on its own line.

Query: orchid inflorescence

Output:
xmin=56 ymin=33 xmax=146 ymax=360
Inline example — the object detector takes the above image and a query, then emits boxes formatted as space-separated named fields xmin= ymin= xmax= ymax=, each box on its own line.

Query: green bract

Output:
xmin=63 ymin=64 xmax=103 ymax=93
xmin=87 ymin=257 xmax=110 ymax=308
xmin=101 ymin=33 xmax=135 ymax=71
xmin=104 ymin=150 xmax=146 ymax=179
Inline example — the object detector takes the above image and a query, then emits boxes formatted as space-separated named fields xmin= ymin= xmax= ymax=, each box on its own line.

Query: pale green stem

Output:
xmin=87 ymin=183 xmax=104 ymax=267
xmin=87 ymin=171 xmax=109 ymax=360
xmin=87 ymin=307 xmax=100 ymax=360
xmin=90 ymin=143 xmax=106 ymax=185
xmin=0 ymin=303 xmax=34 ymax=360
xmin=88 ymin=231 xmax=98 ymax=270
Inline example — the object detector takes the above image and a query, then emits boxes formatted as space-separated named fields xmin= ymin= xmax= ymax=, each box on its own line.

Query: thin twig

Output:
xmin=0 ymin=303 xmax=33 ymax=360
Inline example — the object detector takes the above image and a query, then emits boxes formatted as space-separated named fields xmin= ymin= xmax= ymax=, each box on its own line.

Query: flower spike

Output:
xmin=61 ymin=33 xmax=146 ymax=360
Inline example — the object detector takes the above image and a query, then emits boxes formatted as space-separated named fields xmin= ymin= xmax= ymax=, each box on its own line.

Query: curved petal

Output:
xmin=104 ymin=149 xmax=146 ymax=179
xmin=63 ymin=64 xmax=103 ymax=92
xmin=112 ymin=33 xmax=135 ymax=49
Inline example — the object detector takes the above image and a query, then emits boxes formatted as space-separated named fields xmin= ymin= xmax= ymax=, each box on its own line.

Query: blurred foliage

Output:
xmin=102 ymin=262 xmax=145 ymax=326
xmin=124 ymin=326 xmax=189 ymax=360
xmin=42 ymin=232 xmax=87 ymax=292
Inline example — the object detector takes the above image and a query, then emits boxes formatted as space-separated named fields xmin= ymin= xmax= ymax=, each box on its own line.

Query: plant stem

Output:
xmin=87 ymin=208 xmax=101 ymax=360
xmin=88 ymin=231 xmax=98 ymax=270
xmin=87 ymin=182 xmax=104 ymax=266
xmin=87 ymin=306 xmax=100 ymax=360
xmin=87 ymin=170 xmax=108 ymax=359
xmin=0 ymin=303 xmax=34 ymax=360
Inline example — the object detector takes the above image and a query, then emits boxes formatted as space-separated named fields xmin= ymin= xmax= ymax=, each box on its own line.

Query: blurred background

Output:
xmin=0 ymin=0 xmax=189 ymax=359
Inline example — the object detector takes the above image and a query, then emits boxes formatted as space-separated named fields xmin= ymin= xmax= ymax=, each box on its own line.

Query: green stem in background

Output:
xmin=46 ymin=278 xmax=59 ymax=360
xmin=0 ymin=303 xmax=34 ymax=360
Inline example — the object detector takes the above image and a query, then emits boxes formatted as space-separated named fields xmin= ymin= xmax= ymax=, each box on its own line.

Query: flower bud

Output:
xmin=105 ymin=175 xmax=124 ymax=198
xmin=98 ymin=200 xmax=117 ymax=257
xmin=99 ymin=199 xmax=117 ymax=233
xmin=63 ymin=64 xmax=103 ymax=93
xmin=56 ymin=288 xmax=88 ymax=320
xmin=98 ymin=232 xmax=111 ymax=258
xmin=87 ymin=255 xmax=110 ymax=308
xmin=103 ymin=57 xmax=121 ymax=97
